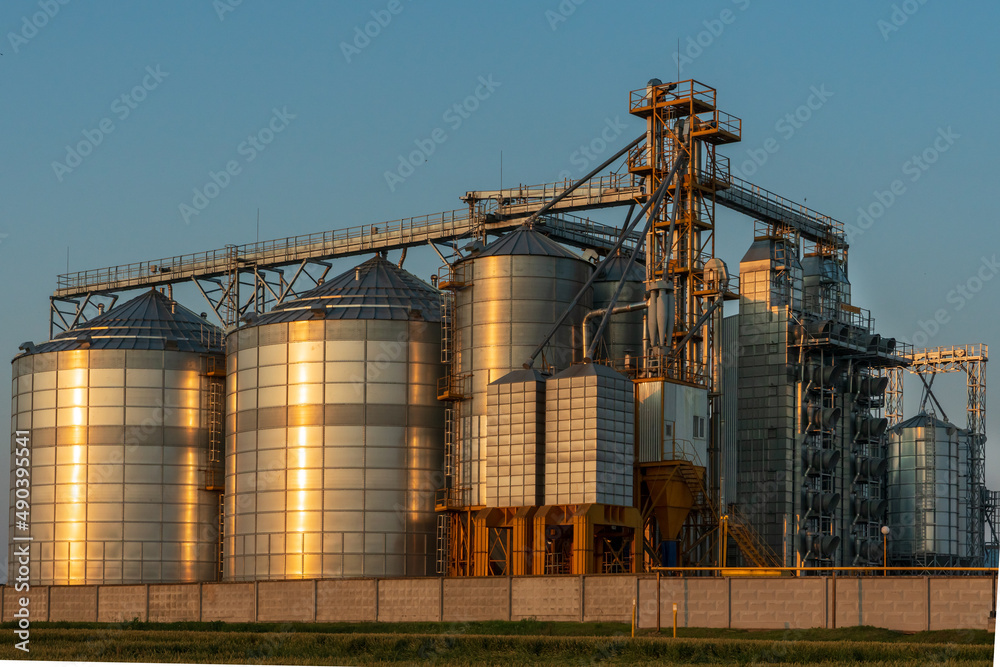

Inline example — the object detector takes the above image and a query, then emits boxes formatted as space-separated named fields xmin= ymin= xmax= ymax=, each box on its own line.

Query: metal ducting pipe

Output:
xmin=854 ymin=538 xmax=882 ymax=561
xmin=802 ymin=447 xmax=841 ymax=474
xmin=806 ymin=320 xmax=834 ymax=337
xmin=802 ymin=490 xmax=841 ymax=515
xmin=879 ymin=337 xmax=896 ymax=355
xmin=854 ymin=416 xmax=888 ymax=438
xmin=853 ymin=497 xmax=888 ymax=521
xmin=799 ymin=532 xmax=841 ymax=558
xmin=858 ymin=376 xmax=889 ymax=397
xmin=823 ymin=362 xmax=848 ymax=386
xmin=866 ymin=333 xmax=882 ymax=353
xmin=807 ymin=405 xmax=842 ymax=431
xmin=852 ymin=454 xmax=888 ymax=481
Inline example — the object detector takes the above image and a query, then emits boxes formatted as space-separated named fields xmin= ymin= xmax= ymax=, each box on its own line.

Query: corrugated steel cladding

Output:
xmin=9 ymin=290 xmax=224 ymax=584
xmin=454 ymin=228 xmax=592 ymax=507
xmin=734 ymin=236 xmax=895 ymax=567
xmin=736 ymin=238 xmax=806 ymax=566
xmin=887 ymin=413 xmax=972 ymax=563
xmin=591 ymin=254 xmax=644 ymax=362
xmin=223 ymin=257 xmax=444 ymax=580
xmin=721 ymin=314 xmax=739 ymax=506
xmin=486 ymin=369 xmax=546 ymax=508
xmin=543 ymin=363 xmax=634 ymax=506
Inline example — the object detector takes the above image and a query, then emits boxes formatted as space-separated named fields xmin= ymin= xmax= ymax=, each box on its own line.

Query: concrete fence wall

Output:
xmin=0 ymin=576 xmax=993 ymax=631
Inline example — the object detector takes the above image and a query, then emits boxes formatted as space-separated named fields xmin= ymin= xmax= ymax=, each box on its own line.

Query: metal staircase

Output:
xmin=727 ymin=507 xmax=782 ymax=569
xmin=672 ymin=461 xmax=780 ymax=569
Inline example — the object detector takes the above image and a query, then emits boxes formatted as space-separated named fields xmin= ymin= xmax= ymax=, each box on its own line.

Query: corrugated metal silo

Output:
xmin=590 ymin=253 xmax=644 ymax=366
xmin=453 ymin=227 xmax=592 ymax=506
xmin=223 ymin=256 xmax=444 ymax=580
xmin=887 ymin=412 xmax=970 ymax=565
xmin=9 ymin=290 xmax=225 ymax=584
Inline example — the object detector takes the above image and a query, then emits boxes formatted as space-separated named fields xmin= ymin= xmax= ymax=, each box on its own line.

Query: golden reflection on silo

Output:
xmin=10 ymin=290 xmax=225 ymax=585
xmin=70 ymin=387 xmax=86 ymax=406
xmin=293 ymin=427 xmax=308 ymax=526
xmin=70 ymin=406 xmax=85 ymax=426
xmin=181 ymin=371 xmax=199 ymax=390
xmin=224 ymin=257 xmax=444 ymax=581
xmin=180 ymin=447 xmax=198 ymax=581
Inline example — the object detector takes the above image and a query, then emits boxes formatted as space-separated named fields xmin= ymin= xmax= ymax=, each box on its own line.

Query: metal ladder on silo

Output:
xmin=440 ymin=288 xmax=453 ymax=365
xmin=204 ymin=377 xmax=225 ymax=491
xmin=436 ymin=514 xmax=451 ymax=575
xmin=217 ymin=494 xmax=225 ymax=581
xmin=444 ymin=408 xmax=456 ymax=481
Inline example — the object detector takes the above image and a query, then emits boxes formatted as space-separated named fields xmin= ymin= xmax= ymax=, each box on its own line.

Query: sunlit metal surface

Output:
xmin=591 ymin=253 xmax=644 ymax=364
xmin=452 ymin=228 xmax=592 ymax=506
xmin=8 ymin=290 xmax=224 ymax=584
xmin=887 ymin=412 xmax=970 ymax=566
xmin=223 ymin=256 xmax=444 ymax=580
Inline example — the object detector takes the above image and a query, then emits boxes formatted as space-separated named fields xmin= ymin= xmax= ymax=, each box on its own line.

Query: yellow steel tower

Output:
xmin=627 ymin=80 xmax=751 ymax=568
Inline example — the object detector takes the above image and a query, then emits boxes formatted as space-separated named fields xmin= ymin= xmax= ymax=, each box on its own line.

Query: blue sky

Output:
xmin=1 ymin=1 xmax=997 ymax=495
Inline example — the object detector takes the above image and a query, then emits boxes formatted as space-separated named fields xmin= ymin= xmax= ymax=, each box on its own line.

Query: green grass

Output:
xmin=0 ymin=622 xmax=992 ymax=665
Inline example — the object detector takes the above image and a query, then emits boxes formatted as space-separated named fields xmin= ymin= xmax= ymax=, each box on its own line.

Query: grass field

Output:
xmin=0 ymin=620 xmax=993 ymax=665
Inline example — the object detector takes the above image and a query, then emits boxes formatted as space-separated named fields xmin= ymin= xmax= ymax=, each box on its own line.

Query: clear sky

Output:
xmin=1 ymin=0 xmax=997 ymax=534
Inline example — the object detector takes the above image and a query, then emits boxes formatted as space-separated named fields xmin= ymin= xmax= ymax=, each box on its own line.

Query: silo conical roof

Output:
xmin=474 ymin=226 xmax=583 ymax=260
xmin=595 ymin=252 xmax=644 ymax=282
xmin=255 ymin=255 xmax=441 ymax=323
xmin=891 ymin=410 xmax=959 ymax=432
xmin=29 ymin=289 xmax=223 ymax=354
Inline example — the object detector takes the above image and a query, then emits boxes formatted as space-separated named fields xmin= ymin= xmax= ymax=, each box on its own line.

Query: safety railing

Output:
xmin=652 ymin=565 xmax=999 ymax=577
xmin=56 ymin=208 xmax=476 ymax=295
xmin=692 ymin=108 xmax=742 ymax=141
xmin=628 ymin=79 xmax=718 ymax=115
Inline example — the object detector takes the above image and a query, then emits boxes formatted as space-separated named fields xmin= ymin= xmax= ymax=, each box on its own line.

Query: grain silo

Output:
xmin=223 ymin=255 xmax=444 ymax=580
xmin=8 ymin=290 xmax=225 ymax=585
xmin=450 ymin=226 xmax=593 ymax=507
xmin=589 ymin=252 xmax=644 ymax=367
xmin=887 ymin=412 xmax=970 ymax=566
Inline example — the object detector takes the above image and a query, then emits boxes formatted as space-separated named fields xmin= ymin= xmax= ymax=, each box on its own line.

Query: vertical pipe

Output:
xmin=631 ymin=598 xmax=636 ymax=638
